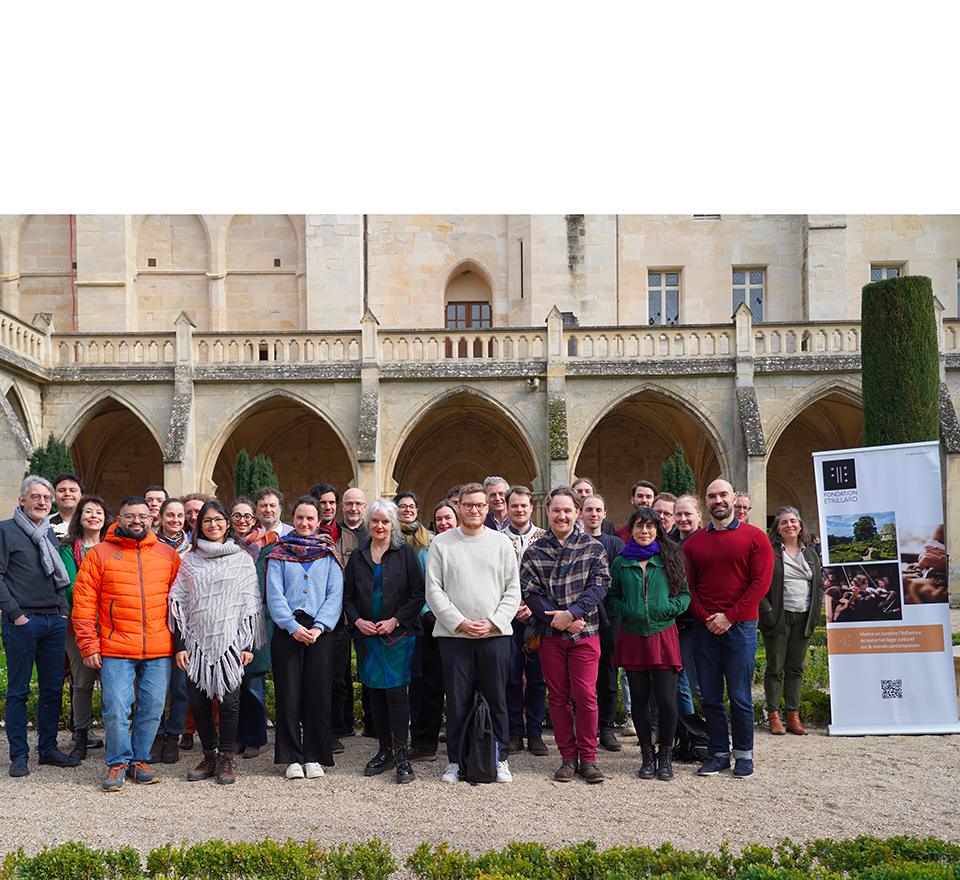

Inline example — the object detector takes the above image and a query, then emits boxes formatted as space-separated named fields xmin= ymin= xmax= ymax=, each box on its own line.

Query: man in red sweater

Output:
xmin=682 ymin=479 xmax=773 ymax=780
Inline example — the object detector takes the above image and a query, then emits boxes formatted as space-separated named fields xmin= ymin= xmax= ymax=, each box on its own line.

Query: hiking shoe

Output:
xmin=408 ymin=747 xmax=437 ymax=762
xmin=179 ymin=733 xmax=194 ymax=750
xmin=150 ymin=734 xmax=164 ymax=762
xmin=554 ymin=761 xmax=576 ymax=782
xmin=9 ymin=756 xmax=28 ymax=778
xmin=304 ymin=762 xmax=324 ymax=778
xmin=103 ymin=763 xmax=128 ymax=791
xmin=622 ymin=713 xmax=637 ymax=736
xmin=440 ymin=762 xmax=460 ymax=783
xmin=161 ymin=734 xmax=180 ymax=764
xmin=331 ymin=739 xmax=345 ymax=754
xmin=509 ymin=733 xmax=524 ymax=754
xmin=242 ymin=745 xmax=260 ymax=759
xmin=598 ymin=729 xmax=622 ymax=752
xmin=579 ymin=761 xmax=605 ymax=784
xmin=697 ymin=755 xmax=731 ymax=776
xmin=733 ymin=758 xmax=754 ymax=779
xmin=285 ymin=763 xmax=305 ymax=779
xmin=127 ymin=761 xmax=160 ymax=784
xmin=527 ymin=736 xmax=549 ymax=756
xmin=496 ymin=760 xmax=513 ymax=783
xmin=38 ymin=749 xmax=81 ymax=768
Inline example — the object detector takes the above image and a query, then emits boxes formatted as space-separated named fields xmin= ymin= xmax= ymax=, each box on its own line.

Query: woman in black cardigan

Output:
xmin=343 ymin=498 xmax=425 ymax=783
xmin=758 ymin=507 xmax=822 ymax=736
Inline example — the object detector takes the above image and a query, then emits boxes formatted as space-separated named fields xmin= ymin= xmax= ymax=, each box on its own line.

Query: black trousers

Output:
xmin=186 ymin=678 xmax=240 ymax=754
xmin=330 ymin=617 xmax=354 ymax=737
xmin=270 ymin=623 xmax=335 ymax=766
xmin=626 ymin=668 xmax=678 ymax=750
xmin=409 ymin=625 xmax=445 ymax=751
xmin=596 ymin=615 xmax=621 ymax=732
xmin=368 ymin=685 xmax=410 ymax=747
xmin=439 ymin=636 xmax=510 ymax=766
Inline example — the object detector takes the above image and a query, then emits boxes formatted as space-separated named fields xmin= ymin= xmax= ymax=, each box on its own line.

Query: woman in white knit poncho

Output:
xmin=168 ymin=500 xmax=266 ymax=785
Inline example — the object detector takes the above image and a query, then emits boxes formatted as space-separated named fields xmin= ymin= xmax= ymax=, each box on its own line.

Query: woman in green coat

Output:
xmin=607 ymin=507 xmax=690 ymax=782
xmin=759 ymin=506 xmax=823 ymax=736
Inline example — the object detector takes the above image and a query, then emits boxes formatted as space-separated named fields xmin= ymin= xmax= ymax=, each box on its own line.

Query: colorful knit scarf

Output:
xmin=266 ymin=531 xmax=343 ymax=569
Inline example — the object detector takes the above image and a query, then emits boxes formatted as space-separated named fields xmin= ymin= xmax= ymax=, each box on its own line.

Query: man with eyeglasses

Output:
xmin=395 ymin=491 xmax=433 ymax=552
xmin=483 ymin=476 xmax=510 ymax=532
xmin=734 ymin=494 xmax=752 ymax=523
xmin=72 ymin=496 xmax=182 ymax=791
xmin=425 ymin=482 xmax=520 ymax=784
xmin=0 ymin=476 xmax=80 ymax=777
xmin=340 ymin=488 xmax=368 ymax=538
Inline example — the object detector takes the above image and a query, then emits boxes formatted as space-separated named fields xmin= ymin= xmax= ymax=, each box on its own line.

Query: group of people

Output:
xmin=0 ymin=467 xmax=827 ymax=789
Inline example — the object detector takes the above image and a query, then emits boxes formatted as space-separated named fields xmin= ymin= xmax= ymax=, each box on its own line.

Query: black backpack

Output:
xmin=459 ymin=688 xmax=499 ymax=784
xmin=673 ymin=713 xmax=710 ymax=763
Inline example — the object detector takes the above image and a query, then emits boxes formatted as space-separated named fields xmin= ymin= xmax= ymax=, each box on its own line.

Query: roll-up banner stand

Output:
xmin=813 ymin=441 xmax=960 ymax=735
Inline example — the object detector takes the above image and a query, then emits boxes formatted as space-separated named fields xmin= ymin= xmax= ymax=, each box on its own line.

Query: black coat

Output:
xmin=758 ymin=543 xmax=822 ymax=638
xmin=342 ymin=536 xmax=424 ymax=639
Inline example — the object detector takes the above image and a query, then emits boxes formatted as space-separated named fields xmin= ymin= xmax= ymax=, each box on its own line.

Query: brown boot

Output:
xmin=187 ymin=751 xmax=218 ymax=781
xmin=216 ymin=752 xmax=236 ymax=785
xmin=767 ymin=711 xmax=786 ymax=735
xmin=785 ymin=712 xmax=807 ymax=735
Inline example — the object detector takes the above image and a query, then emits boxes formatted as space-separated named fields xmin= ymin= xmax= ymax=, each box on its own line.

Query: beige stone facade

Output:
xmin=1 ymin=213 xmax=958 ymax=586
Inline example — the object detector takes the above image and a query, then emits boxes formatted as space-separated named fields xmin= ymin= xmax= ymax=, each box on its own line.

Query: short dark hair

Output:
xmin=445 ymin=485 xmax=461 ymax=501
xmin=254 ymin=486 xmax=284 ymax=506
xmin=119 ymin=495 xmax=149 ymax=513
xmin=394 ymin=490 xmax=419 ymax=507
xmin=631 ymin=480 xmax=657 ymax=497
xmin=505 ymin=485 xmax=534 ymax=505
xmin=291 ymin=495 xmax=322 ymax=519
xmin=457 ymin=482 xmax=485 ymax=502
xmin=654 ymin=492 xmax=677 ymax=504
xmin=309 ymin=483 xmax=339 ymax=504
xmin=158 ymin=496 xmax=184 ymax=518
xmin=547 ymin=486 xmax=581 ymax=510
xmin=54 ymin=472 xmax=85 ymax=492
xmin=571 ymin=477 xmax=595 ymax=492
xmin=144 ymin=484 xmax=167 ymax=499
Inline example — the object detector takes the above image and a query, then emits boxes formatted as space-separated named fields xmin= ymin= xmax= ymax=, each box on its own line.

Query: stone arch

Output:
xmin=225 ymin=214 xmax=299 ymax=330
xmin=206 ymin=392 xmax=356 ymax=506
xmin=61 ymin=388 xmax=167 ymax=452
xmin=4 ymin=382 xmax=34 ymax=447
xmin=135 ymin=214 xmax=210 ymax=330
xmin=18 ymin=214 xmax=74 ymax=327
xmin=572 ymin=385 xmax=727 ymax=529
xmin=67 ymin=397 xmax=165 ymax=516
xmin=389 ymin=387 xmax=540 ymax=519
xmin=765 ymin=382 xmax=864 ymax=528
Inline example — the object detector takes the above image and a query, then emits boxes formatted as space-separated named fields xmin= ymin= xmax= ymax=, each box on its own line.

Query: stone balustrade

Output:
xmin=751 ymin=322 xmax=861 ymax=356
xmin=0 ymin=310 xmax=49 ymax=367
xmin=51 ymin=333 xmax=175 ymax=366
xmin=377 ymin=328 xmax=546 ymax=362
xmin=192 ymin=332 xmax=361 ymax=364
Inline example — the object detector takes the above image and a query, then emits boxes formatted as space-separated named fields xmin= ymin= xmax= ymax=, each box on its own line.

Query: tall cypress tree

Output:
xmin=26 ymin=434 xmax=75 ymax=483
xmin=861 ymin=276 xmax=939 ymax=446
xmin=660 ymin=442 xmax=695 ymax=496
xmin=234 ymin=448 xmax=252 ymax=498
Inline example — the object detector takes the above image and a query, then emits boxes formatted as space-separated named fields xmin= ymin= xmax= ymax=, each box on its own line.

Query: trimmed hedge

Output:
xmin=861 ymin=275 xmax=939 ymax=447
xmin=2 ymin=837 xmax=960 ymax=880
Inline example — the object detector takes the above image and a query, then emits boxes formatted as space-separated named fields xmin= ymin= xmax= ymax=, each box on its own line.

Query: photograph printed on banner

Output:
xmin=823 ymin=561 xmax=902 ymax=623
xmin=899 ymin=523 xmax=948 ymax=605
xmin=825 ymin=511 xmax=897 ymax=565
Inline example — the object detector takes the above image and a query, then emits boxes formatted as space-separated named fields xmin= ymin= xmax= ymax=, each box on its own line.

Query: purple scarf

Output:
xmin=619 ymin=539 xmax=661 ymax=561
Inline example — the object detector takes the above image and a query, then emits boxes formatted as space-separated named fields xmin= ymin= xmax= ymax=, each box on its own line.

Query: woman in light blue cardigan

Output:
xmin=265 ymin=495 xmax=344 ymax=781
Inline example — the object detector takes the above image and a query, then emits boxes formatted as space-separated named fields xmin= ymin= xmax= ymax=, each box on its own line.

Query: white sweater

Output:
xmin=424 ymin=527 xmax=521 ymax=638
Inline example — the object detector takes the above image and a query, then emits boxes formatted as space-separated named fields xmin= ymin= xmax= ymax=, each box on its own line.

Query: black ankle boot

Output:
xmin=70 ymin=729 xmax=89 ymax=761
xmin=638 ymin=744 xmax=656 ymax=779
xmin=656 ymin=743 xmax=674 ymax=781
xmin=395 ymin=743 xmax=415 ymax=784
xmin=363 ymin=740 xmax=395 ymax=776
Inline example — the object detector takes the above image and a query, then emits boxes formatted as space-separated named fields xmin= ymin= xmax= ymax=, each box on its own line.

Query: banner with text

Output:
xmin=814 ymin=441 xmax=960 ymax=735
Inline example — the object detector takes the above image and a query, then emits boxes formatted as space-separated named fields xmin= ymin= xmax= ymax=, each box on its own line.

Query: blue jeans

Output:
xmin=100 ymin=657 xmax=171 ymax=767
xmin=693 ymin=620 xmax=757 ymax=760
xmin=1 ymin=613 xmax=67 ymax=759
xmin=156 ymin=661 xmax=188 ymax=736
xmin=236 ymin=670 xmax=268 ymax=748
xmin=506 ymin=619 xmax=546 ymax=737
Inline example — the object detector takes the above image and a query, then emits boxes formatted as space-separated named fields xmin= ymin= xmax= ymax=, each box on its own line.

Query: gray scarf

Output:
xmin=168 ymin=538 xmax=266 ymax=699
xmin=13 ymin=506 xmax=70 ymax=588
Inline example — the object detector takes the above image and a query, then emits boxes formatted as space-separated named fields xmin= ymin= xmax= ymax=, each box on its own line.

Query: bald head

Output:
xmin=341 ymin=487 xmax=367 ymax=528
xmin=705 ymin=479 xmax=736 ymax=527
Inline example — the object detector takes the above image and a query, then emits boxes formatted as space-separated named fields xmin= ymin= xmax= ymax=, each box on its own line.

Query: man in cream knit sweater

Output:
xmin=425 ymin=482 xmax=521 ymax=784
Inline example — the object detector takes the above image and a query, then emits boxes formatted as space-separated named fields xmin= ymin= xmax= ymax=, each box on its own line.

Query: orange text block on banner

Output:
xmin=828 ymin=625 xmax=945 ymax=655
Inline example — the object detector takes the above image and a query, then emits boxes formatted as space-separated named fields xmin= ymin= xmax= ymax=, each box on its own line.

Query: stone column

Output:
xmin=545 ymin=305 xmax=570 ymax=487
xmin=163 ymin=311 xmax=198 ymax=494
xmin=733 ymin=302 xmax=768 ymax=525
xmin=358 ymin=309 xmax=381 ymax=500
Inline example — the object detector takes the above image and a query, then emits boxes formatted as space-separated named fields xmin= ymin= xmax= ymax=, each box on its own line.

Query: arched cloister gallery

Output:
xmin=211 ymin=397 xmax=354 ymax=503
xmin=69 ymin=399 xmax=164 ymax=515
xmin=391 ymin=392 xmax=539 ymax=518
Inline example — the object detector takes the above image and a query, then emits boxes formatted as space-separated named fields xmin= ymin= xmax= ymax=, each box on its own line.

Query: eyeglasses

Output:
xmin=231 ymin=513 xmax=256 ymax=522
xmin=461 ymin=502 xmax=488 ymax=511
xmin=734 ymin=505 xmax=751 ymax=512
xmin=343 ymin=502 xmax=365 ymax=508
xmin=397 ymin=504 xmax=418 ymax=511
xmin=26 ymin=494 xmax=52 ymax=503
xmin=202 ymin=517 xmax=228 ymax=526
xmin=120 ymin=514 xmax=152 ymax=522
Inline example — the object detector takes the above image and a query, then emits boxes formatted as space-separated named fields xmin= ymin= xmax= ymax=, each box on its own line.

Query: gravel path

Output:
xmin=2 ymin=611 xmax=959 ymax=862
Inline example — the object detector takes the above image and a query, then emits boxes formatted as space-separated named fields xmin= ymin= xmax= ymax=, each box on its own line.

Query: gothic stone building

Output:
xmin=1 ymin=214 xmax=958 ymax=586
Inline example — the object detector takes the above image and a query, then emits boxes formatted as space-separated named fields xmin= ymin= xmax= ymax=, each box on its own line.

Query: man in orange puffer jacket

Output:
xmin=73 ymin=495 xmax=181 ymax=792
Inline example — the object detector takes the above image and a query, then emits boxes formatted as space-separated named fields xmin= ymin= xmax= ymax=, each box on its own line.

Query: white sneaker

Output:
xmin=496 ymin=760 xmax=513 ymax=783
xmin=440 ymin=762 xmax=460 ymax=783
xmin=623 ymin=713 xmax=637 ymax=736
xmin=304 ymin=762 xmax=324 ymax=778
xmin=285 ymin=763 xmax=305 ymax=779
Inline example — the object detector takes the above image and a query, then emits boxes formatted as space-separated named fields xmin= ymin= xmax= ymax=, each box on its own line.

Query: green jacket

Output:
xmin=59 ymin=544 xmax=81 ymax=610
xmin=607 ymin=553 xmax=690 ymax=637
xmin=758 ymin=543 xmax=822 ymax=638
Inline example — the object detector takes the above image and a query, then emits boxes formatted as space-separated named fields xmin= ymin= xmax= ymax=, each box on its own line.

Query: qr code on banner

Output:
xmin=881 ymin=679 xmax=903 ymax=700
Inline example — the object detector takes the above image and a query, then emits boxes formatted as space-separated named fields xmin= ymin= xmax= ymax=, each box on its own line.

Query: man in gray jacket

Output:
xmin=0 ymin=475 xmax=81 ymax=777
